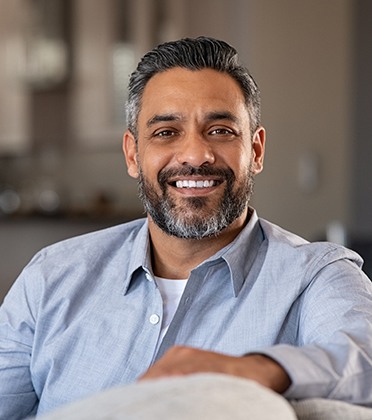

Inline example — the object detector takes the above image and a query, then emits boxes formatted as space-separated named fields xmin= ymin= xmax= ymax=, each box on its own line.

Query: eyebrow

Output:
xmin=205 ymin=111 xmax=239 ymax=124
xmin=146 ymin=110 xmax=239 ymax=128
xmin=146 ymin=113 xmax=182 ymax=128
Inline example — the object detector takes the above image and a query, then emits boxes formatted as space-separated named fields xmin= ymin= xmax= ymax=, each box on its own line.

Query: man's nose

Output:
xmin=176 ymin=132 xmax=215 ymax=166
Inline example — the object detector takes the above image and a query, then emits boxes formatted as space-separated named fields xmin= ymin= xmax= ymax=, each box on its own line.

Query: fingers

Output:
xmin=139 ymin=346 xmax=291 ymax=393
xmin=139 ymin=346 xmax=236 ymax=381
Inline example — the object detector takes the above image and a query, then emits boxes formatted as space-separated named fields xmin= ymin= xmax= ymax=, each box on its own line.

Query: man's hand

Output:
xmin=140 ymin=346 xmax=291 ymax=393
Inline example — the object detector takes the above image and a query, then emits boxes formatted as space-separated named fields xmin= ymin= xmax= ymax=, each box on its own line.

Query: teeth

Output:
xmin=175 ymin=180 xmax=215 ymax=188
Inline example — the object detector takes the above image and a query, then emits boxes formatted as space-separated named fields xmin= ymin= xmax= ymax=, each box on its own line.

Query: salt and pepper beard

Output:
xmin=137 ymin=162 xmax=255 ymax=239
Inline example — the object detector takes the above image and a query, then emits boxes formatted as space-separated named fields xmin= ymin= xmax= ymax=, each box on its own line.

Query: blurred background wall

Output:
xmin=1 ymin=0 xmax=372 ymax=300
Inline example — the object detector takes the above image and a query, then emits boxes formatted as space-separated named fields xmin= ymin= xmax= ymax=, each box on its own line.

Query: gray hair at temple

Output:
xmin=125 ymin=36 xmax=261 ymax=141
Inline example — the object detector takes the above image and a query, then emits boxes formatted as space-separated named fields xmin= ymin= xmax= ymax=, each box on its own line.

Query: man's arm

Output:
xmin=140 ymin=346 xmax=291 ymax=393
xmin=0 ymin=270 xmax=39 ymax=418
xmin=141 ymin=259 xmax=372 ymax=404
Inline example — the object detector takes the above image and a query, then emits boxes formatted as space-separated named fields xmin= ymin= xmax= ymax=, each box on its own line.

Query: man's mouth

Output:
xmin=173 ymin=179 xmax=220 ymax=189
xmin=158 ymin=165 xmax=232 ymax=192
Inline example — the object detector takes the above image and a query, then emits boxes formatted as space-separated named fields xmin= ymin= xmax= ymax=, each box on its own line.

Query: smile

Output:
xmin=174 ymin=180 xmax=218 ymax=188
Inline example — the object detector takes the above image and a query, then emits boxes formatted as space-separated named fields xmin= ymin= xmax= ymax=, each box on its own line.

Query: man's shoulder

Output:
xmin=33 ymin=217 xmax=147 ymax=262
xmin=257 ymin=217 xmax=363 ymax=268
xmin=258 ymin=218 xmax=309 ymax=247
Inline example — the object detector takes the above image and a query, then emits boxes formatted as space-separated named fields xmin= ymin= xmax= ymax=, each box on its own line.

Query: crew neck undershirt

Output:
xmin=154 ymin=276 xmax=188 ymax=353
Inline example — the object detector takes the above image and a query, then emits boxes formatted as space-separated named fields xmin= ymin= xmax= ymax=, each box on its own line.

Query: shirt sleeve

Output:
xmin=258 ymin=257 xmax=372 ymax=405
xmin=0 ymin=262 xmax=40 ymax=418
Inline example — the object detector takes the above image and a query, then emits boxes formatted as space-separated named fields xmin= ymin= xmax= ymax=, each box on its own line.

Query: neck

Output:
xmin=148 ymin=210 xmax=248 ymax=279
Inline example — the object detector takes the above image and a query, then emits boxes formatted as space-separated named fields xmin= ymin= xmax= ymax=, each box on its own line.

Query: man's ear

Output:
xmin=251 ymin=126 xmax=265 ymax=175
xmin=122 ymin=130 xmax=139 ymax=179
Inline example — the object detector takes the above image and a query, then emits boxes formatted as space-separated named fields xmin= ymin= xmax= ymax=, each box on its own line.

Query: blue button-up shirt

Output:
xmin=1 ymin=209 xmax=372 ymax=418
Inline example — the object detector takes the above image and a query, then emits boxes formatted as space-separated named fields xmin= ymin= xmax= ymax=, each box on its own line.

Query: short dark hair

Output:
xmin=126 ymin=36 xmax=261 ymax=139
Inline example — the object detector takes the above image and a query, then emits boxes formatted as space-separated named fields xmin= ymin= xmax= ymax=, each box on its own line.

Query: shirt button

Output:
xmin=149 ymin=314 xmax=160 ymax=325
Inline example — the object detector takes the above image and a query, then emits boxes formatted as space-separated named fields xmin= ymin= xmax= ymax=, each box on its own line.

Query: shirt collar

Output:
xmin=219 ymin=208 xmax=266 ymax=296
xmin=193 ymin=207 xmax=264 ymax=296
xmin=123 ymin=208 xmax=266 ymax=296
xmin=123 ymin=219 xmax=152 ymax=295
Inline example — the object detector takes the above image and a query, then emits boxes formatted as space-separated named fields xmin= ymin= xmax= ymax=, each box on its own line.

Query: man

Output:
xmin=1 ymin=37 xmax=372 ymax=418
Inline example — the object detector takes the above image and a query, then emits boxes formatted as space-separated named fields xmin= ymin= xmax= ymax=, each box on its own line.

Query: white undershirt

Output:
xmin=154 ymin=276 xmax=188 ymax=352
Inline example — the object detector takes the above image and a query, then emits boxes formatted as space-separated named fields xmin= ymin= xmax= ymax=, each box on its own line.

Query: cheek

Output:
xmin=140 ymin=149 xmax=170 ymax=179
xmin=223 ymin=150 xmax=251 ymax=176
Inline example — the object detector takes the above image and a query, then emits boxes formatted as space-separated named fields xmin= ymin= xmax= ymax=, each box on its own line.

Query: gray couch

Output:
xmin=37 ymin=374 xmax=372 ymax=419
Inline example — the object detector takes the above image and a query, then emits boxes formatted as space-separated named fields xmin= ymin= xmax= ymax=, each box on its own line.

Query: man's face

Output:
xmin=124 ymin=68 xmax=265 ymax=239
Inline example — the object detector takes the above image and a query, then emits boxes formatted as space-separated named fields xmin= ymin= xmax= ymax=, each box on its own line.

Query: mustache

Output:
xmin=158 ymin=165 xmax=236 ymax=186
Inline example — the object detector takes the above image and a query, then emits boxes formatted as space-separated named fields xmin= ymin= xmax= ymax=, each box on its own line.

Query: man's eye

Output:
xmin=209 ymin=128 xmax=234 ymax=136
xmin=154 ymin=130 xmax=177 ymax=138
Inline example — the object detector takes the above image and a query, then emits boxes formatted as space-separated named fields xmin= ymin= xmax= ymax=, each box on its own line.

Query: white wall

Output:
xmin=0 ymin=0 xmax=31 ymax=153
xmin=245 ymin=0 xmax=354 ymax=240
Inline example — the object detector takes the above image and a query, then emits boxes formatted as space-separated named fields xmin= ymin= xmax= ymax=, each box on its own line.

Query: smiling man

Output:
xmin=1 ymin=37 xmax=372 ymax=418
xmin=124 ymin=66 xmax=264 ymax=278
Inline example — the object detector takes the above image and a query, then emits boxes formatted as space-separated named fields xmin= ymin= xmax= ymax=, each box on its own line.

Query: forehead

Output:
xmin=138 ymin=68 xmax=249 ymax=123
